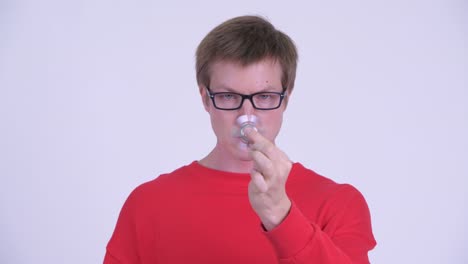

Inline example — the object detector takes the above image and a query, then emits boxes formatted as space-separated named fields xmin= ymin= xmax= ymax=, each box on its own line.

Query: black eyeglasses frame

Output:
xmin=206 ymin=87 xmax=287 ymax=111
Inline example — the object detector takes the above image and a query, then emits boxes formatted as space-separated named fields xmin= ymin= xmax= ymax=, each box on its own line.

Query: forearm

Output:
xmin=263 ymin=202 xmax=374 ymax=264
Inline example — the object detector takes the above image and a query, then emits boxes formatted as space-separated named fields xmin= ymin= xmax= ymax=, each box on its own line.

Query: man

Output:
xmin=104 ymin=15 xmax=376 ymax=263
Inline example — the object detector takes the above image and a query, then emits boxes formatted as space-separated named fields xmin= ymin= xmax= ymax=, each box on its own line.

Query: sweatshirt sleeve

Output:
xmin=104 ymin=183 xmax=158 ymax=264
xmin=104 ymin=190 xmax=141 ymax=264
xmin=263 ymin=185 xmax=376 ymax=264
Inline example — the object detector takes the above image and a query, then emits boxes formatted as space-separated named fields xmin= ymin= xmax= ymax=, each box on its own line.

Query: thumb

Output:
xmin=250 ymin=169 xmax=268 ymax=193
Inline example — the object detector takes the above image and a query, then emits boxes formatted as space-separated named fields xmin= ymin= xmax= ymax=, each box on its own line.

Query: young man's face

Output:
xmin=200 ymin=58 xmax=289 ymax=161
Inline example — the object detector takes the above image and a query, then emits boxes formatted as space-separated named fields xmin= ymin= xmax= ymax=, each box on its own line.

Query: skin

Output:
xmin=198 ymin=58 xmax=293 ymax=231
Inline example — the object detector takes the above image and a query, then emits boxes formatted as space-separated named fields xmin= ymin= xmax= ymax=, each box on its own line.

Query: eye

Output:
xmin=258 ymin=94 xmax=272 ymax=100
xmin=224 ymin=94 xmax=235 ymax=100
xmin=216 ymin=93 xmax=238 ymax=101
xmin=256 ymin=93 xmax=279 ymax=101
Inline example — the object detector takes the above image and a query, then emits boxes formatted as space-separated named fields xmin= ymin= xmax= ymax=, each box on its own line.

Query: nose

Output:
xmin=239 ymin=98 xmax=255 ymax=115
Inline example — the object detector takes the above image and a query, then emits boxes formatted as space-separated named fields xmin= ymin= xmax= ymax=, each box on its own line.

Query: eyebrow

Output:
xmin=209 ymin=84 xmax=281 ymax=93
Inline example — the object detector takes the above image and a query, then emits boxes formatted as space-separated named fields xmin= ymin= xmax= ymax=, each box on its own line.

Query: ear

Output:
xmin=282 ymin=89 xmax=292 ymax=110
xmin=199 ymin=84 xmax=210 ymax=112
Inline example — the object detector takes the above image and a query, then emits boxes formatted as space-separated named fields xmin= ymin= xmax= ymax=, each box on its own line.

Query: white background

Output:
xmin=1 ymin=0 xmax=467 ymax=263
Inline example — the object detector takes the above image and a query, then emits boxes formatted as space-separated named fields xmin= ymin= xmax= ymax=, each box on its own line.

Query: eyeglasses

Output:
xmin=206 ymin=87 xmax=286 ymax=110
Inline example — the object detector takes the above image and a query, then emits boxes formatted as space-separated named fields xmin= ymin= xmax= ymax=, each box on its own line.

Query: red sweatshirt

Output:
xmin=104 ymin=161 xmax=376 ymax=263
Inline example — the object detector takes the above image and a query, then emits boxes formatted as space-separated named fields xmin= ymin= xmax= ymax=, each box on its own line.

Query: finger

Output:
xmin=244 ymin=127 xmax=291 ymax=168
xmin=250 ymin=149 xmax=275 ymax=180
xmin=250 ymin=169 xmax=268 ymax=193
xmin=244 ymin=128 xmax=276 ymax=158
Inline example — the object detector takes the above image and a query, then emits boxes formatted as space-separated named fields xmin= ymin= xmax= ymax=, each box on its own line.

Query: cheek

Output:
xmin=210 ymin=112 xmax=235 ymax=138
xmin=260 ymin=112 xmax=284 ymax=140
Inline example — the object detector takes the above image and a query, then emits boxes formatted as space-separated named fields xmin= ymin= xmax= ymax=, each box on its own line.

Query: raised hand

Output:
xmin=245 ymin=127 xmax=293 ymax=231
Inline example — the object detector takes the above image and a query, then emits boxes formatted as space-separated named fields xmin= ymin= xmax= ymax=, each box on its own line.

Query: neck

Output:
xmin=199 ymin=144 xmax=254 ymax=173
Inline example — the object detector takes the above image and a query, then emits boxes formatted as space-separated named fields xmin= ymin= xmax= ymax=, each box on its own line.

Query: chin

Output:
xmin=230 ymin=141 xmax=252 ymax=161
xmin=237 ymin=152 xmax=252 ymax=162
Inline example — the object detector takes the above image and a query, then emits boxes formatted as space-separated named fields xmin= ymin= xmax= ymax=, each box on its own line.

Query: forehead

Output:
xmin=209 ymin=59 xmax=283 ymax=92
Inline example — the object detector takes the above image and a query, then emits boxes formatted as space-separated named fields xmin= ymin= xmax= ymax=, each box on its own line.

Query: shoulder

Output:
xmin=288 ymin=162 xmax=352 ymax=194
xmin=123 ymin=162 xmax=196 ymax=208
xmin=288 ymin=162 xmax=369 ymax=211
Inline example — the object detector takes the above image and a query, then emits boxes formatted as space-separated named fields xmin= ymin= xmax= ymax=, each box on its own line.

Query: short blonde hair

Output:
xmin=196 ymin=15 xmax=298 ymax=92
